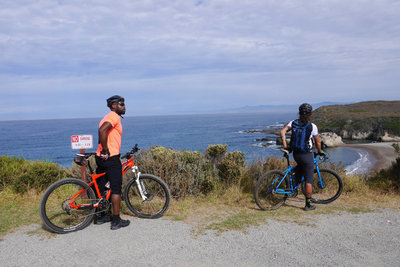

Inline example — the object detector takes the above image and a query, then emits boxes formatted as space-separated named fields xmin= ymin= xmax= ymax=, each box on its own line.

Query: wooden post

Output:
xmin=80 ymin=148 xmax=86 ymax=182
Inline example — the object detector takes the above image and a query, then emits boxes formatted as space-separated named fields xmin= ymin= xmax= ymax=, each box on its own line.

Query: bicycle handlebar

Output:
xmin=279 ymin=147 xmax=328 ymax=162
xmin=314 ymin=152 xmax=328 ymax=162
xmin=121 ymin=144 xmax=140 ymax=159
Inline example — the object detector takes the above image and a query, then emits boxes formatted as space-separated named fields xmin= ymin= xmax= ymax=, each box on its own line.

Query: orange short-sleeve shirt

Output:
xmin=96 ymin=111 xmax=123 ymax=157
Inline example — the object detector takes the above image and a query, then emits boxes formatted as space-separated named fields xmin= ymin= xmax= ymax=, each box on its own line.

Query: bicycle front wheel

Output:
xmin=124 ymin=174 xmax=171 ymax=219
xmin=39 ymin=178 xmax=96 ymax=234
xmin=254 ymin=170 xmax=288 ymax=210
xmin=309 ymin=168 xmax=343 ymax=204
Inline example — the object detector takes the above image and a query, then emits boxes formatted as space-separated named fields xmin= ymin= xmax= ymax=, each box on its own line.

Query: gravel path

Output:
xmin=1 ymin=209 xmax=399 ymax=266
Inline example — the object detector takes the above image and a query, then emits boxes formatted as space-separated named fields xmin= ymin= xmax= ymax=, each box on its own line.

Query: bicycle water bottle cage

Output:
xmin=74 ymin=155 xmax=88 ymax=166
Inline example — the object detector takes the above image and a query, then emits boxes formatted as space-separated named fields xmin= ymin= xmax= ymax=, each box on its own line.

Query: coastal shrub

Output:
xmin=392 ymin=143 xmax=400 ymax=154
xmin=367 ymin=157 xmax=400 ymax=193
xmin=131 ymin=146 xmax=250 ymax=198
xmin=341 ymin=174 xmax=368 ymax=193
xmin=0 ymin=156 xmax=66 ymax=194
xmin=205 ymin=144 xmax=228 ymax=167
xmin=217 ymin=151 xmax=245 ymax=185
xmin=132 ymin=146 xmax=212 ymax=198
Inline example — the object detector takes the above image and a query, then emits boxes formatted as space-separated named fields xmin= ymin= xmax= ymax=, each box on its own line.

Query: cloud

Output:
xmin=0 ymin=0 xmax=399 ymax=119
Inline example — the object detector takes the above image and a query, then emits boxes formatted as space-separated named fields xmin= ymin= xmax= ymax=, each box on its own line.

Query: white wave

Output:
xmin=268 ymin=122 xmax=285 ymax=128
xmin=251 ymin=141 xmax=277 ymax=148
xmin=251 ymin=143 xmax=265 ymax=148
xmin=345 ymin=150 xmax=373 ymax=175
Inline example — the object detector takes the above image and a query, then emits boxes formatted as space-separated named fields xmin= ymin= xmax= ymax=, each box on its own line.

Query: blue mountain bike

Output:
xmin=254 ymin=149 xmax=343 ymax=210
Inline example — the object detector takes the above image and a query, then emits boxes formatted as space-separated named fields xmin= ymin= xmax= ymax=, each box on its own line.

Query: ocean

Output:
xmin=0 ymin=112 xmax=374 ymax=174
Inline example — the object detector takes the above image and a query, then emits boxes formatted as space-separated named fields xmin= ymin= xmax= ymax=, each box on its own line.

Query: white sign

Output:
xmin=71 ymin=135 xmax=93 ymax=149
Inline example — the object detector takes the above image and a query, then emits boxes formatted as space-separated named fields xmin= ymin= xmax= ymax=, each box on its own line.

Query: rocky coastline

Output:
xmin=245 ymin=128 xmax=399 ymax=173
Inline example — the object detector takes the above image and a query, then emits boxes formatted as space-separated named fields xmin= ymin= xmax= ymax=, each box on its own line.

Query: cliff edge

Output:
xmin=313 ymin=100 xmax=400 ymax=141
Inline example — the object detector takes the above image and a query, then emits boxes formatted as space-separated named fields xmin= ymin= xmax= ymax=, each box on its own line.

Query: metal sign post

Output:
xmin=71 ymin=135 xmax=93 ymax=182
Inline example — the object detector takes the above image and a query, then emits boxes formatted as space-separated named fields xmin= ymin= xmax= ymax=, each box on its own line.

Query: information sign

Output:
xmin=71 ymin=135 xmax=93 ymax=149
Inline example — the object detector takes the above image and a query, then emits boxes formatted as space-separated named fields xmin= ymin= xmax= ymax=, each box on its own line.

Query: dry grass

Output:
xmin=0 ymin=189 xmax=42 ymax=240
xmin=1 ymin=183 xmax=399 ymax=240
xmin=164 ymin=184 xmax=400 ymax=236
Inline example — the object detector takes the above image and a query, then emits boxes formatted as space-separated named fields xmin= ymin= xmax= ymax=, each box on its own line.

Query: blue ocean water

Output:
xmin=0 ymin=112 xmax=371 ymax=173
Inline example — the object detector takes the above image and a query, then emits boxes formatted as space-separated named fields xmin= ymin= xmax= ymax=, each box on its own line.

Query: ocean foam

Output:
xmin=345 ymin=149 xmax=373 ymax=175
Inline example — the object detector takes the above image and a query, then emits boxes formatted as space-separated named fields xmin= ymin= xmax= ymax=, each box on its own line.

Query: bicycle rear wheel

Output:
xmin=308 ymin=168 xmax=343 ymax=204
xmin=39 ymin=178 xmax=96 ymax=234
xmin=254 ymin=170 xmax=288 ymax=210
xmin=123 ymin=174 xmax=171 ymax=219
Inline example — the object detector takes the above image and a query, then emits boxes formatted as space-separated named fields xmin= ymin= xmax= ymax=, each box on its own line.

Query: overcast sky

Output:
xmin=1 ymin=0 xmax=399 ymax=120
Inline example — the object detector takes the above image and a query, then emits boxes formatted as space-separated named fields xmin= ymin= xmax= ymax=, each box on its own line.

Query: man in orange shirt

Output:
xmin=95 ymin=95 xmax=130 ymax=230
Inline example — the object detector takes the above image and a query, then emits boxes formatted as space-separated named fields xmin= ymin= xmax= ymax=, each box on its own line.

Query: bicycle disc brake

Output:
xmin=61 ymin=199 xmax=73 ymax=215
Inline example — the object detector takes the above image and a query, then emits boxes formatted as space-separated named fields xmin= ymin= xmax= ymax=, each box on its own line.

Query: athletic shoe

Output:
xmin=304 ymin=205 xmax=316 ymax=211
xmin=94 ymin=215 xmax=112 ymax=225
xmin=111 ymin=219 xmax=130 ymax=230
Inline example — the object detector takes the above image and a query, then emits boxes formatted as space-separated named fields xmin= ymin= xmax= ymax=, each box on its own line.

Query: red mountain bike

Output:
xmin=39 ymin=145 xmax=171 ymax=234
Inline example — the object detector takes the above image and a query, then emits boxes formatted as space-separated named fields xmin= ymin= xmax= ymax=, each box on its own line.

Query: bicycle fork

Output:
xmin=131 ymin=166 xmax=149 ymax=201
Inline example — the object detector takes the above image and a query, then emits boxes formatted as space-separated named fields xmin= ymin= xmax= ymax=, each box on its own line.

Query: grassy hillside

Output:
xmin=313 ymin=101 xmax=400 ymax=140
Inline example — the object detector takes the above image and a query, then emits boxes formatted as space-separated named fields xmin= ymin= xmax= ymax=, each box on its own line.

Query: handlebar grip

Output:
xmin=280 ymin=148 xmax=290 ymax=155
xmin=121 ymin=144 xmax=140 ymax=160
xmin=121 ymin=152 xmax=130 ymax=159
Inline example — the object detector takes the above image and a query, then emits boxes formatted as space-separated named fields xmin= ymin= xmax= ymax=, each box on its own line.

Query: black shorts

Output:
xmin=95 ymin=155 xmax=123 ymax=195
xmin=293 ymin=152 xmax=314 ymax=184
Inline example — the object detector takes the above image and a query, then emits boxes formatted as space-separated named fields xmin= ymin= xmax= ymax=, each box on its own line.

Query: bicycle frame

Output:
xmin=69 ymin=156 xmax=147 ymax=211
xmin=273 ymin=155 xmax=325 ymax=195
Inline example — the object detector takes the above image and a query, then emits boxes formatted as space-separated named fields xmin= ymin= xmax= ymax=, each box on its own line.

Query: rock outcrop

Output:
xmin=380 ymin=132 xmax=400 ymax=142
xmin=319 ymin=132 xmax=344 ymax=147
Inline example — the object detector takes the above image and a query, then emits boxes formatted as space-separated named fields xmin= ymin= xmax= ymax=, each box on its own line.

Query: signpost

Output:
xmin=71 ymin=135 xmax=93 ymax=182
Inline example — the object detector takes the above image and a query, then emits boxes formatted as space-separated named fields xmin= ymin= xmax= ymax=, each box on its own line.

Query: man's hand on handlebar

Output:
xmin=100 ymin=149 xmax=110 ymax=160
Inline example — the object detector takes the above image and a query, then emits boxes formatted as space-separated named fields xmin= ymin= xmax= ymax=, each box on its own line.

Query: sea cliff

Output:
xmin=313 ymin=100 xmax=400 ymax=142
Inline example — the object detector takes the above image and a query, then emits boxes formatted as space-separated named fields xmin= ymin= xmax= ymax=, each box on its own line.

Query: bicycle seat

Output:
xmin=74 ymin=152 xmax=96 ymax=166
xmin=76 ymin=152 xmax=96 ymax=158
xmin=280 ymin=148 xmax=291 ymax=156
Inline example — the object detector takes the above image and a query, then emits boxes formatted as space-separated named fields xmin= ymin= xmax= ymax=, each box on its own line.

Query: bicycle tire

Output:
xmin=123 ymin=174 xmax=171 ymax=219
xmin=254 ymin=170 xmax=288 ymax=210
xmin=39 ymin=178 xmax=96 ymax=234
xmin=302 ymin=168 xmax=343 ymax=204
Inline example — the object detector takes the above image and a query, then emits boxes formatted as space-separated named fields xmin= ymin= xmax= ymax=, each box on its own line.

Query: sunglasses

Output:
xmin=117 ymin=102 xmax=125 ymax=107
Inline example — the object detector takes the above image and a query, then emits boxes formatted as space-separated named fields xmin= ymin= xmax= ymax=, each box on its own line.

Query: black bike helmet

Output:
xmin=299 ymin=103 xmax=313 ymax=115
xmin=106 ymin=95 xmax=124 ymax=108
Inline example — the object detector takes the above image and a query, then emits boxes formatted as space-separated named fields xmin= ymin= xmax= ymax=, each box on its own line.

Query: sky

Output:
xmin=1 ymin=0 xmax=399 ymax=120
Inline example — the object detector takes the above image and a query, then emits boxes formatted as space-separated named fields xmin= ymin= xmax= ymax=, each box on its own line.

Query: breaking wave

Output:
xmin=345 ymin=149 xmax=374 ymax=175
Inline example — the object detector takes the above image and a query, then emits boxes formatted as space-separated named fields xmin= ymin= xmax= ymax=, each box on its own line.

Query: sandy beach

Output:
xmin=341 ymin=142 xmax=399 ymax=173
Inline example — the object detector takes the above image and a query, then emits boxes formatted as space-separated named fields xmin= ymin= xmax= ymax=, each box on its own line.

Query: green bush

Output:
xmin=217 ymin=151 xmax=245 ymax=185
xmin=133 ymin=146 xmax=210 ymax=198
xmin=0 ymin=156 xmax=66 ymax=194
xmin=132 ymin=145 xmax=248 ymax=198
xmin=367 ymin=157 xmax=400 ymax=193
